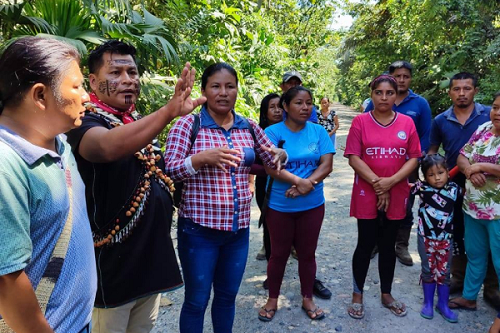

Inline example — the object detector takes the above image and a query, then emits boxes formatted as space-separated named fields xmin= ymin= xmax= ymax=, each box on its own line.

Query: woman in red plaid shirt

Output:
xmin=165 ymin=63 xmax=286 ymax=333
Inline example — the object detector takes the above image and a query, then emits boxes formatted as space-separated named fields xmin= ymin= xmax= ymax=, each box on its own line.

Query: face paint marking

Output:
xmin=98 ymin=80 xmax=109 ymax=95
xmin=107 ymin=59 xmax=136 ymax=66
xmin=108 ymin=80 xmax=119 ymax=94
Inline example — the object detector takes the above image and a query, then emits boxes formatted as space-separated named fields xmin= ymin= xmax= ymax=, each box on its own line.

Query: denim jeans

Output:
xmin=177 ymin=217 xmax=249 ymax=333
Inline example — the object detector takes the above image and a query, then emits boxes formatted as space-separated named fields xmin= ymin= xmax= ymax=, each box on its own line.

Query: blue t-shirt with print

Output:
xmin=265 ymin=121 xmax=334 ymax=212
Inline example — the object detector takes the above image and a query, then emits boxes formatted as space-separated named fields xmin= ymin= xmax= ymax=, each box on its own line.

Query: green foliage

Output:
xmin=0 ymin=0 xmax=337 ymax=143
xmin=140 ymin=0 xmax=337 ymax=118
xmin=335 ymin=0 xmax=500 ymax=114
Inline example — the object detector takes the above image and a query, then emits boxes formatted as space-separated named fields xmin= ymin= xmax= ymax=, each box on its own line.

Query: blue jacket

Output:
xmin=366 ymin=89 xmax=432 ymax=152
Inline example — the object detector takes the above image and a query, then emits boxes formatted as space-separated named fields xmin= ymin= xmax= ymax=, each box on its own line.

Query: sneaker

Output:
xmin=313 ymin=279 xmax=332 ymax=299
xmin=256 ymin=246 xmax=266 ymax=261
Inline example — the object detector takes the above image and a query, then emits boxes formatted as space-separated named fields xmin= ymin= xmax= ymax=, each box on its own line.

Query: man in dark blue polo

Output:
xmin=366 ymin=60 xmax=432 ymax=266
xmin=428 ymin=72 xmax=500 ymax=310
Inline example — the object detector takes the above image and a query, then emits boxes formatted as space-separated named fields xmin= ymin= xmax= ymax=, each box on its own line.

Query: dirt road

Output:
xmin=153 ymin=102 xmax=496 ymax=333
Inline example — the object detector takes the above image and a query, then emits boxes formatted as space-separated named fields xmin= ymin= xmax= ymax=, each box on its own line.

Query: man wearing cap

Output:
xmin=281 ymin=71 xmax=318 ymax=123
xmin=365 ymin=60 xmax=432 ymax=266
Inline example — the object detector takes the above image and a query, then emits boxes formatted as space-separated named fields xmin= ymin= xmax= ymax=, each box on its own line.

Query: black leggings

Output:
xmin=352 ymin=214 xmax=402 ymax=294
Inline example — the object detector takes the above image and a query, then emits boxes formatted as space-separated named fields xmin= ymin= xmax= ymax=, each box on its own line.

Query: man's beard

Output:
xmin=456 ymin=101 xmax=472 ymax=109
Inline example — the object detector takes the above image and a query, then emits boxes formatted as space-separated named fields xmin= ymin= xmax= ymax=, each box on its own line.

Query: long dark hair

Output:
xmin=0 ymin=37 xmax=80 ymax=114
xmin=259 ymin=93 xmax=280 ymax=129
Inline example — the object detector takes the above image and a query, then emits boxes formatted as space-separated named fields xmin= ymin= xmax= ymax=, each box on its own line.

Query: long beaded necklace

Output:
xmin=84 ymin=102 xmax=175 ymax=248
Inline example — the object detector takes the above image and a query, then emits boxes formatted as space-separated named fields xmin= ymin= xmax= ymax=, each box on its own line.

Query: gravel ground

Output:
xmin=152 ymin=103 xmax=496 ymax=332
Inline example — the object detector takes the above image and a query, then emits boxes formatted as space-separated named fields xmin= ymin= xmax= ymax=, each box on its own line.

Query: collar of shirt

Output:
xmin=200 ymin=106 xmax=249 ymax=130
xmin=0 ymin=125 xmax=66 ymax=167
xmin=398 ymin=89 xmax=419 ymax=105
xmin=444 ymin=102 xmax=489 ymax=126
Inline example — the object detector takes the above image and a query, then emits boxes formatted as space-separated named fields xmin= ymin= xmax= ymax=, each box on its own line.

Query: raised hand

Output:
xmin=163 ymin=62 xmax=207 ymax=119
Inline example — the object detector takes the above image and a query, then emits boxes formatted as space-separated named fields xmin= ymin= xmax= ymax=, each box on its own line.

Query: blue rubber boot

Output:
xmin=436 ymin=284 xmax=458 ymax=323
xmin=421 ymin=282 xmax=436 ymax=319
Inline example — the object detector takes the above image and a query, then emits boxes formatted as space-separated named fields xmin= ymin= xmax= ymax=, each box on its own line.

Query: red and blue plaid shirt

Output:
xmin=165 ymin=108 xmax=276 ymax=231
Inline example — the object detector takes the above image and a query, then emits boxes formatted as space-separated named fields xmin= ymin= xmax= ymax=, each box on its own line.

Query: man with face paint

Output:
xmin=66 ymin=40 xmax=206 ymax=333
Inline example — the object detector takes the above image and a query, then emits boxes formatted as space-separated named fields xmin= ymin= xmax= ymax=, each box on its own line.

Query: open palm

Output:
xmin=170 ymin=62 xmax=207 ymax=118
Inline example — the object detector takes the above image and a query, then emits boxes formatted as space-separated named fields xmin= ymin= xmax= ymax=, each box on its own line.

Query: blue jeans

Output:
xmin=177 ymin=217 xmax=249 ymax=333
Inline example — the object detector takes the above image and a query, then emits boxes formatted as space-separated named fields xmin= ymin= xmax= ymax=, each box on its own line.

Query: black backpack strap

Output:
xmin=188 ymin=114 xmax=200 ymax=151
xmin=242 ymin=118 xmax=257 ymax=146
xmin=173 ymin=114 xmax=200 ymax=209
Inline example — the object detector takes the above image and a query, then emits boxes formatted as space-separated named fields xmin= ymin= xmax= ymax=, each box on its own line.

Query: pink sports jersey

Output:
xmin=344 ymin=112 xmax=421 ymax=220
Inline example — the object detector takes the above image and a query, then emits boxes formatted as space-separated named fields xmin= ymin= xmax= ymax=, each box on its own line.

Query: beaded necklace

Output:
xmin=84 ymin=102 xmax=175 ymax=248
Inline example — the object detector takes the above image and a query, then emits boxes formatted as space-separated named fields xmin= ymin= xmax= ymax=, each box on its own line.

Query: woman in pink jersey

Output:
xmin=344 ymin=75 xmax=421 ymax=319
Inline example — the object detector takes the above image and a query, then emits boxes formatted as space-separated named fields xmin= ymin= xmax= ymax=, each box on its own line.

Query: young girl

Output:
xmin=412 ymin=154 xmax=462 ymax=323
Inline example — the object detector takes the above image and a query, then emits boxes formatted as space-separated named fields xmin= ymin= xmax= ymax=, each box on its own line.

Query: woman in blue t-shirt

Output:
xmin=257 ymin=86 xmax=334 ymax=322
